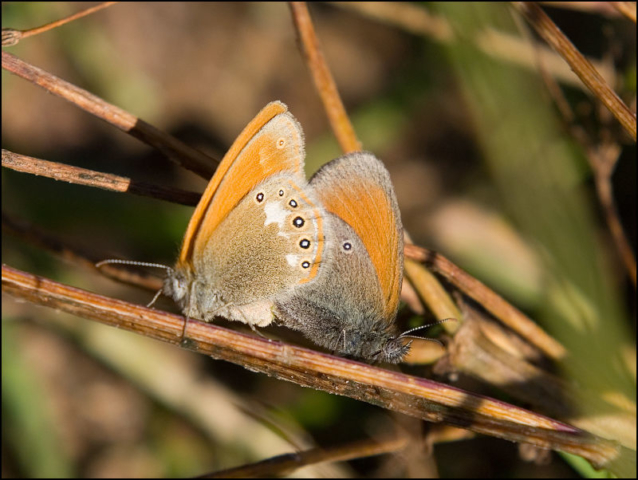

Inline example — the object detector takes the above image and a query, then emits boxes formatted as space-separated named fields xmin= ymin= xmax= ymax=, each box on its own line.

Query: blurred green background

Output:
xmin=2 ymin=2 xmax=635 ymax=477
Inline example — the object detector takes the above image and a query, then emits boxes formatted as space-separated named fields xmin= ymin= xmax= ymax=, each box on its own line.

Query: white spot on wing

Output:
xmin=286 ymin=254 xmax=298 ymax=267
xmin=264 ymin=201 xmax=287 ymax=229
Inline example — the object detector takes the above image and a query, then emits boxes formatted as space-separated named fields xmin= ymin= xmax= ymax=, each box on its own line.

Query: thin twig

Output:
xmin=289 ymin=2 xmax=361 ymax=153
xmin=2 ymin=51 xmax=217 ymax=178
xmin=551 ymin=83 xmax=636 ymax=286
xmin=402 ymin=228 xmax=462 ymax=339
xmin=404 ymin=244 xmax=566 ymax=360
xmin=610 ymin=2 xmax=637 ymax=22
xmin=590 ymin=143 xmax=637 ymax=286
xmin=203 ymin=435 xmax=409 ymax=478
xmin=539 ymin=2 xmax=624 ymax=17
xmin=2 ymin=212 xmax=163 ymax=292
xmin=402 ymin=260 xmax=461 ymax=327
xmin=1 ymin=264 xmax=622 ymax=470
xmin=2 ymin=2 xmax=117 ymax=46
xmin=513 ymin=2 xmax=636 ymax=141
xmin=2 ymin=149 xmax=200 ymax=207
xmin=445 ymin=304 xmax=575 ymax=419
xmin=519 ymin=18 xmax=636 ymax=286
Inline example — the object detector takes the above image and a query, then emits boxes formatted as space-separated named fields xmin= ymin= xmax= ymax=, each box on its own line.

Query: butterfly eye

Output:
xmin=256 ymin=192 xmax=264 ymax=202
xmin=277 ymin=138 xmax=286 ymax=149
xmin=299 ymin=239 xmax=310 ymax=249
xmin=293 ymin=217 xmax=305 ymax=228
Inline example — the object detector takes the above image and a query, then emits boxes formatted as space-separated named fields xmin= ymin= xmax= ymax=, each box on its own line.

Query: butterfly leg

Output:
xmin=179 ymin=315 xmax=192 ymax=346
xmin=146 ymin=287 xmax=163 ymax=309
xmin=248 ymin=322 xmax=269 ymax=339
xmin=331 ymin=328 xmax=347 ymax=356
xmin=178 ymin=283 xmax=199 ymax=347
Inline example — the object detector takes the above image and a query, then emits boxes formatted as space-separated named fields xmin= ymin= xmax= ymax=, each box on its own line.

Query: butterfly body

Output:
xmin=164 ymin=102 xmax=406 ymax=362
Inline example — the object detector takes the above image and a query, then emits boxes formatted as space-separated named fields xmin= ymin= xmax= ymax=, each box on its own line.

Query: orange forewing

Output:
xmin=313 ymin=156 xmax=402 ymax=318
xmin=178 ymin=102 xmax=304 ymax=267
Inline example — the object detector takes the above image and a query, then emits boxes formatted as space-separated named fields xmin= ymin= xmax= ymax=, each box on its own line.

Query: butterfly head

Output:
xmin=337 ymin=319 xmax=411 ymax=364
xmin=372 ymin=336 xmax=412 ymax=364
xmin=163 ymin=263 xmax=192 ymax=311
xmin=374 ymin=319 xmax=457 ymax=363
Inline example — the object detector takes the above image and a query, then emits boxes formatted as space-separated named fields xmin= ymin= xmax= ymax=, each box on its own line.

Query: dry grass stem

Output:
xmin=403 ymin=259 xmax=462 ymax=324
xmin=1 ymin=51 xmax=217 ymax=178
xmin=538 ymin=2 xmax=625 ymax=17
xmin=203 ymin=435 xmax=409 ymax=478
xmin=611 ymin=1 xmax=637 ymax=22
xmin=2 ymin=212 xmax=163 ymax=292
xmin=289 ymin=2 xmax=361 ymax=153
xmin=402 ymin=230 xmax=461 ymax=336
xmin=590 ymin=144 xmax=637 ymax=285
xmin=513 ymin=2 xmax=636 ymax=140
xmin=2 ymin=149 xmax=200 ymax=207
xmin=1 ymin=2 xmax=117 ymax=46
xmin=404 ymin=244 xmax=566 ymax=360
xmin=445 ymin=310 xmax=574 ymax=419
xmin=2 ymin=264 xmax=623 ymax=469
xmin=526 ymin=32 xmax=636 ymax=286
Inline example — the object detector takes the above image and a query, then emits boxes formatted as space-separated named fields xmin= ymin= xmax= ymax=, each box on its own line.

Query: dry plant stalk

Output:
xmin=404 ymin=244 xmax=566 ymax=360
xmin=589 ymin=144 xmax=637 ymax=285
xmin=289 ymin=2 xmax=362 ymax=153
xmin=2 ymin=149 xmax=200 ymax=207
xmin=527 ymin=25 xmax=636 ymax=287
xmin=2 ymin=212 xmax=163 ymax=292
xmin=610 ymin=1 xmax=637 ymax=22
xmin=1 ymin=2 xmax=116 ymax=46
xmin=1 ymin=51 xmax=217 ymax=179
xmin=1 ymin=264 xmax=622 ymax=470
xmin=513 ymin=2 xmax=636 ymax=140
xmin=203 ymin=435 xmax=410 ymax=478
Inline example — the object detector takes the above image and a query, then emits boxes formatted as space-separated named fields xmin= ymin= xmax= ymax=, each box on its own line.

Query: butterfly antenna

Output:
xmin=96 ymin=259 xmax=172 ymax=308
xmin=397 ymin=335 xmax=443 ymax=347
xmin=95 ymin=259 xmax=173 ymax=272
xmin=398 ymin=317 xmax=458 ymax=341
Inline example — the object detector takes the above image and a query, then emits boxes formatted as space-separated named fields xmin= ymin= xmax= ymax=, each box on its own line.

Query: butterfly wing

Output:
xmin=178 ymin=101 xmax=306 ymax=268
xmin=309 ymin=152 xmax=403 ymax=321
xmin=274 ymin=152 xmax=404 ymax=360
xmin=167 ymin=102 xmax=326 ymax=327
